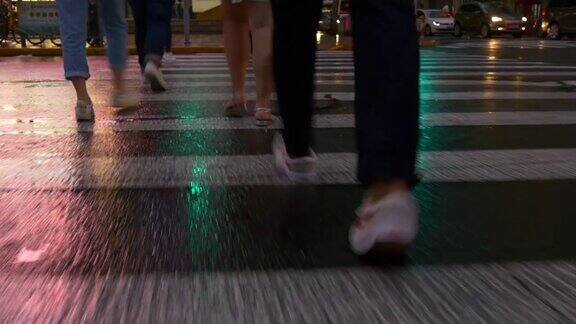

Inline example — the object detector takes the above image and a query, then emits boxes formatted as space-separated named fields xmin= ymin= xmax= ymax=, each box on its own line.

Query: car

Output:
xmin=454 ymin=2 xmax=527 ymax=38
xmin=541 ymin=0 xmax=576 ymax=40
xmin=417 ymin=9 xmax=455 ymax=36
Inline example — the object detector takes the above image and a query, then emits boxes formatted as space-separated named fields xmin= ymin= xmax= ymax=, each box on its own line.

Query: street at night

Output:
xmin=1 ymin=37 xmax=576 ymax=321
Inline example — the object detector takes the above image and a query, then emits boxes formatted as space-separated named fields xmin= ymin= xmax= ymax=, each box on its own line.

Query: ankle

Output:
xmin=367 ymin=179 xmax=410 ymax=203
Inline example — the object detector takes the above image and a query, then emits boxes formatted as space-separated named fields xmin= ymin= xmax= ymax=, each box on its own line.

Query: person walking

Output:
xmin=57 ymin=0 xmax=139 ymax=121
xmin=271 ymin=0 xmax=420 ymax=255
xmin=129 ymin=0 xmax=173 ymax=92
xmin=222 ymin=0 xmax=274 ymax=126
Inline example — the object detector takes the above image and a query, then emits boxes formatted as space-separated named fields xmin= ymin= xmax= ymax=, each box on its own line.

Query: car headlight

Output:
xmin=491 ymin=16 xmax=503 ymax=22
xmin=522 ymin=16 xmax=528 ymax=22
xmin=432 ymin=21 xmax=441 ymax=26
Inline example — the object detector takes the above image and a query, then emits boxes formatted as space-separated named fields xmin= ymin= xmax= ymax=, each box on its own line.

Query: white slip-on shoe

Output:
xmin=144 ymin=61 xmax=167 ymax=92
xmin=272 ymin=133 xmax=317 ymax=183
xmin=75 ymin=100 xmax=95 ymax=121
xmin=350 ymin=191 xmax=419 ymax=255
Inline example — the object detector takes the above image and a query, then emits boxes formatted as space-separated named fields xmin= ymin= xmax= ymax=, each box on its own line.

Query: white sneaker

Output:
xmin=112 ymin=93 xmax=140 ymax=109
xmin=144 ymin=61 xmax=167 ymax=92
xmin=349 ymin=191 xmax=419 ymax=255
xmin=75 ymin=100 xmax=94 ymax=121
xmin=272 ymin=133 xmax=317 ymax=183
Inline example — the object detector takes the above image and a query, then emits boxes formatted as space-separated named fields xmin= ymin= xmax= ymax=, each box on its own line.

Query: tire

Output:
xmin=425 ymin=25 xmax=433 ymax=36
xmin=480 ymin=24 xmax=491 ymax=38
xmin=27 ymin=37 xmax=46 ymax=46
xmin=50 ymin=37 xmax=61 ymax=47
xmin=548 ymin=22 xmax=561 ymax=40
xmin=512 ymin=33 xmax=522 ymax=38
xmin=454 ymin=22 xmax=462 ymax=37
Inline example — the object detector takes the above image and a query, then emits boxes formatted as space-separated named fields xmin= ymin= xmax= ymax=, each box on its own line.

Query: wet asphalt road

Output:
xmin=1 ymin=38 xmax=576 ymax=322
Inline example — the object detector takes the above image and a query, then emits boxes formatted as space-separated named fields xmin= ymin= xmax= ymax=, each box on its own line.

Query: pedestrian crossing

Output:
xmin=1 ymin=49 xmax=576 ymax=321
xmin=441 ymin=39 xmax=576 ymax=49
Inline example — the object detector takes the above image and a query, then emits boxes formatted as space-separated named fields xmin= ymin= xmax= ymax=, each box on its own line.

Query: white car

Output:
xmin=417 ymin=9 xmax=455 ymax=36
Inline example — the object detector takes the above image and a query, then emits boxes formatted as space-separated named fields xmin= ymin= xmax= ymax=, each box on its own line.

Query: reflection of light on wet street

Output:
xmin=3 ymin=105 xmax=16 ymax=111
xmin=316 ymin=31 xmax=323 ymax=45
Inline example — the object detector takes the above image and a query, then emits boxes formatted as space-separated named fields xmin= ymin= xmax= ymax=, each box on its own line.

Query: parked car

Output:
xmin=454 ymin=2 xmax=527 ymax=38
xmin=541 ymin=0 xmax=576 ymax=40
xmin=417 ymin=9 xmax=455 ymax=36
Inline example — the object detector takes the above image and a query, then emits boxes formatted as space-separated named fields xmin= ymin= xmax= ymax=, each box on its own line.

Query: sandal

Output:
xmin=255 ymin=107 xmax=273 ymax=127
xmin=224 ymin=100 xmax=247 ymax=118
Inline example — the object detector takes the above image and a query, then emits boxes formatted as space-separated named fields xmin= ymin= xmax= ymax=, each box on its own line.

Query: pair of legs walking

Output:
xmin=222 ymin=0 xmax=274 ymax=126
xmin=271 ymin=0 xmax=420 ymax=254
xmin=129 ymin=0 xmax=173 ymax=91
xmin=57 ymin=0 xmax=138 ymax=121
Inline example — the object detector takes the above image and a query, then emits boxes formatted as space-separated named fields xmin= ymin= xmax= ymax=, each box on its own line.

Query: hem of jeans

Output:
xmin=109 ymin=64 xmax=126 ymax=71
xmin=65 ymin=72 xmax=90 ymax=80
xmin=357 ymin=159 xmax=419 ymax=189
xmin=145 ymin=54 xmax=163 ymax=66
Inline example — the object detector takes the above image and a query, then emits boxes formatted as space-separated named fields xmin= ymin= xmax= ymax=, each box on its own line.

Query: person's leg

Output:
xmin=98 ymin=0 xmax=139 ymax=107
xmin=349 ymin=0 xmax=420 ymax=255
xmin=144 ymin=0 xmax=171 ymax=65
xmin=222 ymin=0 xmax=250 ymax=114
xmin=56 ymin=0 xmax=90 ymax=102
xmin=271 ymin=0 xmax=323 ymax=157
xmin=129 ymin=0 xmax=148 ymax=72
xmin=248 ymin=0 xmax=274 ymax=125
xmin=352 ymin=0 xmax=419 ymax=193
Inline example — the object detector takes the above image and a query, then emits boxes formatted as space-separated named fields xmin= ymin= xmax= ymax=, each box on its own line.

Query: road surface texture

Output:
xmin=1 ymin=38 xmax=576 ymax=323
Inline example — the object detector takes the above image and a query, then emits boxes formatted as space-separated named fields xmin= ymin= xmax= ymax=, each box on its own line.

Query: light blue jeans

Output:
xmin=56 ymin=0 xmax=127 ymax=80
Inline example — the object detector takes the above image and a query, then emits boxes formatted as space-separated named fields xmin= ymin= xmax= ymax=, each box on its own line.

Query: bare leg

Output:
xmin=111 ymin=68 xmax=125 ymax=95
xmin=222 ymin=0 xmax=250 ymax=105
xmin=248 ymin=1 xmax=274 ymax=112
xmin=71 ymin=77 xmax=92 ymax=104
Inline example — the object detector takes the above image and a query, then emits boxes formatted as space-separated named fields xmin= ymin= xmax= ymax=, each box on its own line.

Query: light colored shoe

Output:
xmin=112 ymin=93 xmax=140 ymax=109
xmin=144 ymin=61 xmax=167 ymax=92
xmin=224 ymin=100 xmax=247 ymax=118
xmin=349 ymin=191 xmax=419 ymax=255
xmin=255 ymin=107 xmax=273 ymax=127
xmin=75 ymin=100 xmax=94 ymax=121
xmin=272 ymin=133 xmax=317 ymax=183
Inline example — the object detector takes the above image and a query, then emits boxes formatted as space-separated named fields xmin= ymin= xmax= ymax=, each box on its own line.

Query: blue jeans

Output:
xmin=57 ymin=0 xmax=128 ymax=80
xmin=129 ymin=0 xmax=173 ymax=69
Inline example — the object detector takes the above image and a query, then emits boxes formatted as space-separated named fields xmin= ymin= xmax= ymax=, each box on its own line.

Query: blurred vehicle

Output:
xmin=454 ymin=1 xmax=527 ymax=38
xmin=541 ymin=0 xmax=576 ymax=40
xmin=417 ymin=9 xmax=455 ymax=36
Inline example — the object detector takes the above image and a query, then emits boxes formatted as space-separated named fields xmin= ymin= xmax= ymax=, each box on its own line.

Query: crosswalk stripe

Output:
xmin=1 ymin=149 xmax=575 ymax=189
xmin=2 ymin=111 xmax=576 ymax=134
xmin=127 ymin=91 xmax=576 ymax=102
xmin=97 ymin=71 xmax=576 ymax=81
xmin=142 ymin=65 xmax=576 ymax=72
xmin=121 ymin=79 xmax=576 ymax=88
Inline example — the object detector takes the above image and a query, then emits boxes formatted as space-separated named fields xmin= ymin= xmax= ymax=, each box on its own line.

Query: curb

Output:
xmin=0 ymin=46 xmax=225 ymax=56
xmin=0 ymin=41 xmax=434 ymax=57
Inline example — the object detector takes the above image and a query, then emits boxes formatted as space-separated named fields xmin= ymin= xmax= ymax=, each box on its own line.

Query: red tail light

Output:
xmin=542 ymin=8 xmax=549 ymax=18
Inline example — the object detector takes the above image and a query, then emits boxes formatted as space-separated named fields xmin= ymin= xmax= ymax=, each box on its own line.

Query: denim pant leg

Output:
xmin=56 ymin=0 xmax=89 ymax=80
xmin=351 ymin=0 xmax=420 ymax=187
xmin=144 ymin=0 xmax=172 ymax=64
xmin=129 ymin=0 xmax=148 ymax=70
xmin=270 ymin=0 xmax=323 ymax=157
xmin=98 ymin=0 xmax=128 ymax=71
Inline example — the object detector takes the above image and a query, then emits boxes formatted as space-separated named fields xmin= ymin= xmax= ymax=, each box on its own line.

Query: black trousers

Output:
xmin=129 ymin=0 xmax=173 ymax=69
xmin=271 ymin=0 xmax=420 ymax=186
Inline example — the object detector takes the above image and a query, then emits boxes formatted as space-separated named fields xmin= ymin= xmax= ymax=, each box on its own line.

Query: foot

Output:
xmin=255 ymin=107 xmax=273 ymax=127
xmin=349 ymin=191 xmax=419 ymax=255
xmin=112 ymin=92 xmax=140 ymax=110
xmin=75 ymin=100 xmax=94 ymax=121
xmin=144 ymin=61 xmax=167 ymax=92
xmin=272 ymin=133 xmax=317 ymax=183
xmin=224 ymin=99 xmax=247 ymax=118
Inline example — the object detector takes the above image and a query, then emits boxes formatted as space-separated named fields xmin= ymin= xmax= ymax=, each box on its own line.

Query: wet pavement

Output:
xmin=1 ymin=38 xmax=576 ymax=322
